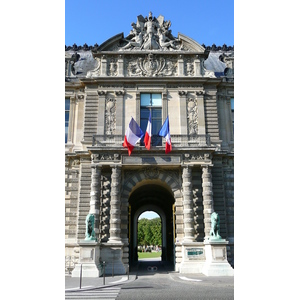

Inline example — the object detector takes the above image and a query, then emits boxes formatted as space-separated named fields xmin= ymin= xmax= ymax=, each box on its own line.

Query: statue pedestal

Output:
xmin=201 ymin=239 xmax=234 ymax=276
xmin=100 ymin=242 xmax=126 ymax=275
xmin=72 ymin=241 xmax=102 ymax=277
xmin=178 ymin=242 xmax=206 ymax=273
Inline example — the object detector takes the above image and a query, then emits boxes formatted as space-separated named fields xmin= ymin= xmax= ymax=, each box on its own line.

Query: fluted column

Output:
xmin=90 ymin=164 xmax=101 ymax=235
xmin=108 ymin=165 xmax=122 ymax=243
xmin=182 ymin=165 xmax=195 ymax=242
xmin=202 ymin=165 xmax=214 ymax=240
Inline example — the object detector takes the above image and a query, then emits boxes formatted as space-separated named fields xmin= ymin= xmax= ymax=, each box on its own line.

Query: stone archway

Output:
xmin=128 ymin=183 xmax=174 ymax=265
xmin=120 ymin=167 xmax=182 ymax=268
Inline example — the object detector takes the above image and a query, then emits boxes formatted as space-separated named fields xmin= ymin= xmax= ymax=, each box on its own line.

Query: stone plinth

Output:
xmin=72 ymin=241 xmax=102 ymax=277
xmin=201 ymin=239 xmax=234 ymax=276
xmin=100 ymin=242 xmax=126 ymax=275
xmin=178 ymin=242 xmax=206 ymax=273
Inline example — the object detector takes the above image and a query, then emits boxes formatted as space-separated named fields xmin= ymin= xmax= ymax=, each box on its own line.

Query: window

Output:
xmin=65 ymin=99 xmax=70 ymax=143
xmin=140 ymin=93 xmax=162 ymax=146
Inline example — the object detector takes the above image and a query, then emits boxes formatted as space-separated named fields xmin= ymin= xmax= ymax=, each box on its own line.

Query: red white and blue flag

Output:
xmin=158 ymin=116 xmax=172 ymax=154
xmin=144 ymin=111 xmax=152 ymax=150
xmin=123 ymin=117 xmax=144 ymax=156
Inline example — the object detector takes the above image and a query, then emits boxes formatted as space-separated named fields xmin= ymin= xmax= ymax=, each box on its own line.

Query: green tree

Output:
xmin=138 ymin=217 xmax=161 ymax=247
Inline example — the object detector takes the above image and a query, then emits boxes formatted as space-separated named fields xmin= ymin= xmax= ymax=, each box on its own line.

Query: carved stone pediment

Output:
xmin=93 ymin=12 xmax=206 ymax=53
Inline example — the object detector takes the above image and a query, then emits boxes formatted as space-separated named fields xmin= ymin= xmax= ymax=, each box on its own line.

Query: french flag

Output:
xmin=144 ymin=111 xmax=152 ymax=150
xmin=158 ymin=116 xmax=172 ymax=154
xmin=123 ymin=117 xmax=144 ymax=156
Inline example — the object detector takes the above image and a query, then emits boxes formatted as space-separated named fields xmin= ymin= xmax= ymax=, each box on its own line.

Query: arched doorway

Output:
xmin=128 ymin=183 xmax=175 ymax=267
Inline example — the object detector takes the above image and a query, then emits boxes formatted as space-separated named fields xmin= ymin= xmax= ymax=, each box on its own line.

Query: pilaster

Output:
xmin=100 ymin=55 xmax=107 ymax=76
xmin=115 ymin=90 xmax=125 ymax=135
xmin=194 ymin=55 xmax=201 ymax=76
xmin=97 ymin=90 xmax=107 ymax=135
xmin=117 ymin=55 xmax=124 ymax=77
xmin=178 ymin=55 xmax=184 ymax=76
xmin=196 ymin=91 xmax=206 ymax=135
xmin=178 ymin=91 xmax=188 ymax=135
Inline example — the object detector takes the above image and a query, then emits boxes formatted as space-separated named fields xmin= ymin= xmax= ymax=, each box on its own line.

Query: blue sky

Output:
xmin=65 ymin=0 xmax=234 ymax=47
xmin=139 ymin=211 xmax=159 ymax=220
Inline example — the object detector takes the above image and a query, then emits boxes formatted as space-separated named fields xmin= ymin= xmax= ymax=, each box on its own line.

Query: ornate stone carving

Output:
xmin=143 ymin=167 xmax=160 ymax=179
xmin=119 ymin=12 xmax=181 ymax=51
xmin=105 ymin=97 xmax=116 ymax=135
xmin=98 ymin=90 xmax=107 ymax=96
xmin=187 ymin=98 xmax=198 ymax=135
xmin=185 ymin=60 xmax=194 ymax=76
xmin=87 ymin=57 xmax=101 ymax=78
xmin=91 ymin=154 xmax=99 ymax=162
xmin=219 ymin=53 xmax=234 ymax=79
xmin=127 ymin=54 xmax=177 ymax=77
xmin=108 ymin=59 xmax=118 ymax=76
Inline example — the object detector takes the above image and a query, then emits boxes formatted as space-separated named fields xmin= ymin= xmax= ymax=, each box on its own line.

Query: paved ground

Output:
xmin=65 ymin=259 xmax=234 ymax=299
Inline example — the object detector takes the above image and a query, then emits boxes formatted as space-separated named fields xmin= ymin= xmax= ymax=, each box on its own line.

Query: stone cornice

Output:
xmin=79 ymin=76 xmax=223 ymax=85
xmin=65 ymin=43 xmax=234 ymax=52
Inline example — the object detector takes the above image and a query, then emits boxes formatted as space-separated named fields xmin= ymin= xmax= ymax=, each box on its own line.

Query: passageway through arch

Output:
xmin=128 ymin=183 xmax=175 ymax=267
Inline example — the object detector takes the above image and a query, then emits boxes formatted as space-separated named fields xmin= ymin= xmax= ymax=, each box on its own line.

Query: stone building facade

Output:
xmin=65 ymin=12 xmax=234 ymax=276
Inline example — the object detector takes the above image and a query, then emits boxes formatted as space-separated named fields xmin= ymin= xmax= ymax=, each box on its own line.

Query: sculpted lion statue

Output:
xmin=85 ymin=214 xmax=96 ymax=240
xmin=210 ymin=212 xmax=222 ymax=239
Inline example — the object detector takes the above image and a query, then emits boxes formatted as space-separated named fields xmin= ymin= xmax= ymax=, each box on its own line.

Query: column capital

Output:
xmin=97 ymin=90 xmax=107 ymax=96
xmin=91 ymin=163 xmax=102 ymax=170
xmin=178 ymin=90 xmax=187 ymax=96
xmin=196 ymin=90 xmax=205 ymax=96
xmin=115 ymin=90 xmax=125 ymax=96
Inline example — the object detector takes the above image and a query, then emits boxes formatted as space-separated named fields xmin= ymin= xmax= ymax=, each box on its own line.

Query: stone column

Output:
xmin=90 ymin=164 xmax=101 ymax=236
xmin=182 ymin=165 xmax=195 ymax=242
xmin=202 ymin=165 xmax=214 ymax=240
xmin=108 ymin=165 xmax=122 ymax=243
